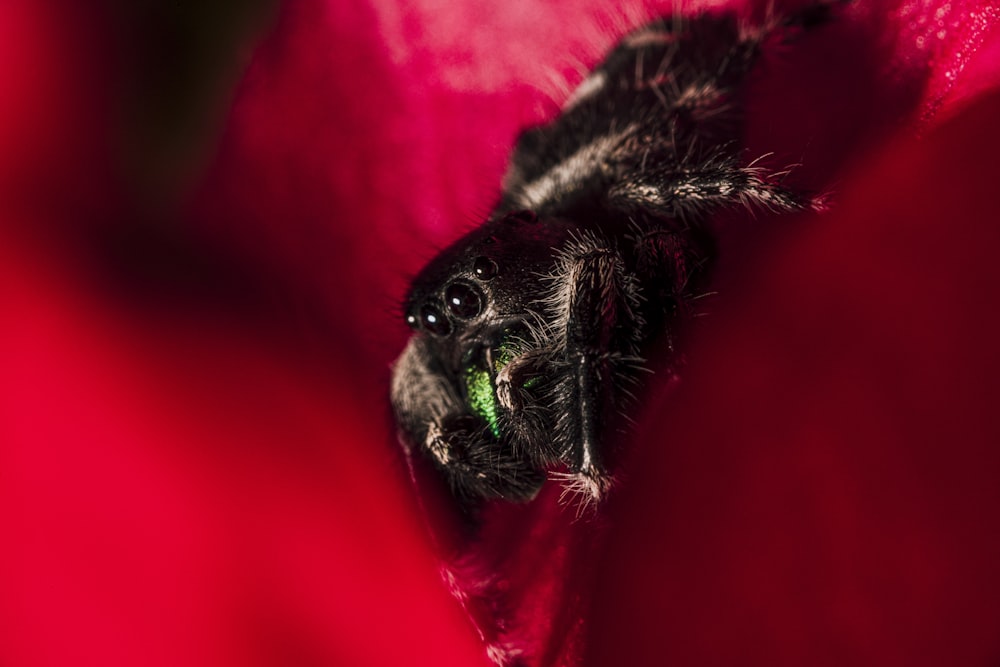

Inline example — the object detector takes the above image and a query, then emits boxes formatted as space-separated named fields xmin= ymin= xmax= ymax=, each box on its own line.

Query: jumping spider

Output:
xmin=391 ymin=7 xmax=830 ymax=508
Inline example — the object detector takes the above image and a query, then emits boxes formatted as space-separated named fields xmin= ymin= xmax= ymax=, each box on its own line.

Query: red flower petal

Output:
xmin=592 ymin=86 xmax=1000 ymax=666
xmin=2 ymin=0 xmax=999 ymax=665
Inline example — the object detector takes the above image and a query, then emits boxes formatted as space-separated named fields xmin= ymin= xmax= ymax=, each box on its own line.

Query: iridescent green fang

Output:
xmin=462 ymin=336 xmax=525 ymax=438
xmin=464 ymin=366 xmax=500 ymax=438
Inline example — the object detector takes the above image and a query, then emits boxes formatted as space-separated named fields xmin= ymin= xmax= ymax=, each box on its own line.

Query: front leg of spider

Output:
xmin=547 ymin=235 xmax=643 ymax=502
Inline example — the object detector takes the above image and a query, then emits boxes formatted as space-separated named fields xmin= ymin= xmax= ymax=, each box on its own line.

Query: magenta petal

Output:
xmin=3 ymin=0 xmax=1000 ymax=665
xmin=591 ymin=88 xmax=1000 ymax=667
xmin=342 ymin=0 xmax=997 ymax=665
xmin=0 ymin=2 xmax=488 ymax=666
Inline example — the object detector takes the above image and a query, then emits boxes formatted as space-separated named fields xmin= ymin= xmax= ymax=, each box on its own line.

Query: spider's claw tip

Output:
xmin=552 ymin=465 xmax=614 ymax=514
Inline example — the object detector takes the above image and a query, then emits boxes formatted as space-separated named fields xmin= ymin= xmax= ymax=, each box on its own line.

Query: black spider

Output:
xmin=391 ymin=7 xmax=831 ymax=507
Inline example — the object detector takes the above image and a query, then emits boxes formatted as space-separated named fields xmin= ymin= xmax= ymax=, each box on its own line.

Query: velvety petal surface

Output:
xmin=2 ymin=0 xmax=999 ymax=666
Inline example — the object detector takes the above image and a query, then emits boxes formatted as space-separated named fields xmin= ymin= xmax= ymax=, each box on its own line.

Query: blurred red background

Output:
xmin=1 ymin=1 xmax=999 ymax=665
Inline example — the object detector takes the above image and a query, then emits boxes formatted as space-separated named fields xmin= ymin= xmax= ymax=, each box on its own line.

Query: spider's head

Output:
xmin=404 ymin=210 xmax=575 ymax=351
xmin=401 ymin=210 xmax=577 ymax=438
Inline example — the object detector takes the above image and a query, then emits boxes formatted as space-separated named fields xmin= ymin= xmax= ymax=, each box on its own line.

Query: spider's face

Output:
xmin=403 ymin=210 xmax=577 ymax=378
xmin=392 ymin=209 xmax=596 ymax=501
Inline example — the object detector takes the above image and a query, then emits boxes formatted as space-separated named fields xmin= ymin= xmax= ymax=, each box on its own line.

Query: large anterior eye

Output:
xmin=445 ymin=282 xmax=483 ymax=318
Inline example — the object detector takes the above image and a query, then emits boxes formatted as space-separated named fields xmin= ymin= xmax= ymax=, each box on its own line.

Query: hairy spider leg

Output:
xmin=549 ymin=235 xmax=644 ymax=502
xmin=610 ymin=158 xmax=812 ymax=220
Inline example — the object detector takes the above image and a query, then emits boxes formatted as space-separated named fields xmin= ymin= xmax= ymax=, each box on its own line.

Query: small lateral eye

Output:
xmin=445 ymin=282 xmax=483 ymax=318
xmin=473 ymin=256 xmax=498 ymax=280
xmin=508 ymin=209 xmax=537 ymax=223
xmin=505 ymin=209 xmax=537 ymax=223
xmin=420 ymin=304 xmax=452 ymax=336
xmin=405 ymin=312 xmax=419 ymax=329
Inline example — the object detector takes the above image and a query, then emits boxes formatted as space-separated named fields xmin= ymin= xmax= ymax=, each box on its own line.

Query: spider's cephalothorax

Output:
xmin=391 ymin=9 xmax=827 ymax=506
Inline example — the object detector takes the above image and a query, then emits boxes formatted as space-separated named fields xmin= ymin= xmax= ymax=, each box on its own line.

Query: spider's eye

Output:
xmin=473 ymin=256 xmax=498 ymax=280
xmin=445 ymin=282 xmax=483 ymax=319
xmin=405 ymin=312 xmax=419 ymax=329
xmin=420 ymin=304 xmax=452 ymax=336
xmin=506 ymin=209 xmax=537 ymax=224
